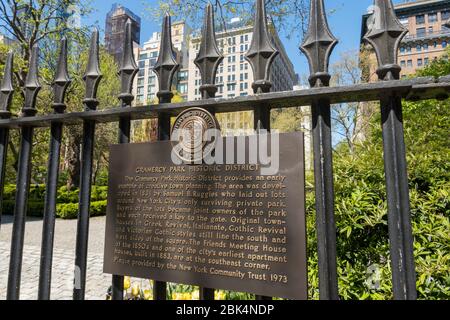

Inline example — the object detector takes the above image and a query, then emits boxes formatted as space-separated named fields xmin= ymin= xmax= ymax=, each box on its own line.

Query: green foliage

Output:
xmin=56 ymin=200 xmax=107 ymax=219
xmin=304 ymin=55 xmax=450 ymax=300
xmin=1 ymin=184 xmax=108 ymax=219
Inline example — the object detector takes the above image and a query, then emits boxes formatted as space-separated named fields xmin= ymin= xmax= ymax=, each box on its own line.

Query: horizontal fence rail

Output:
xmin=0 ymin=77 xmax=447 ymax=129
xmin=0 ymin=0 xmax=448 ymax=300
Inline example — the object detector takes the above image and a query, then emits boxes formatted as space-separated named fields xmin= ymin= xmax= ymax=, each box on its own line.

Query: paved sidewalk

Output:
xmin=0 ymin=215 xmax=111 ymax=300
xmin=0 ymin=241 xmax=110 ymax=300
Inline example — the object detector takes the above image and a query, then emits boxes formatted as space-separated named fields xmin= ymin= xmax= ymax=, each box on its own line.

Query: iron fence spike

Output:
xmin=23 ymin=45 xmax=41 ymax=117
xmin=119 ymin=19 xmax=139 ymax=104
xmin=195 ymin=2 xmax=224 ymax=98
xmin=363 ymin=0 xmax=407 ymax=80
xmin=154 ymin=13 xmax=179 ymax=102
xmin=52 ymin=38 xmax=71 ymax=113
xmin=0 ymin=52 xmax=14 ymax=118
xmin=245 ymin=0 xmax=279 ymax=94
xmin=83 ymin=29 xmax=102 ymax=109
xmin=300 ymin=0 xmax=338 ymax=87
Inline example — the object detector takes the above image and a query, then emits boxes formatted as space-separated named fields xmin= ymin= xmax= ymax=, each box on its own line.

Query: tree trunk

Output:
xmin=65 ymin=131 xmax=82 ymax=190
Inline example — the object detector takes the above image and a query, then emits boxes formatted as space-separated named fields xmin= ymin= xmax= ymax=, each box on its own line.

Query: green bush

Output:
xmin=56 ymin=203 xmax=78 ymax=219
xmin=1 ymin=185 xmax=109 ymax=219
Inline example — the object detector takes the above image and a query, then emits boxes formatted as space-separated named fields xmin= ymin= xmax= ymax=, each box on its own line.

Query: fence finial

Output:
xmin=363 ymin=0 xmax=407 ymax=80
xmin=195 ymin=2 xmax=224 ymax=99
xmin=83 ymin=29 xmax=102 ymax=110
xmin=119 ymin=19 xmax=138 ymax=105
xmin=23 ymin=45 xmax=41 ymax=117
xmin=53 ymin=38 xmax=71 ymax=114
xmin=245 ymin=0 xmax=279 ymax=94
xmin=300 ymin=0 xmax=337 ymax=87
xmin=0 ymin=52 xmax=14 ymax=119
xmin=154 ymin=13 xmax=179 ymax=103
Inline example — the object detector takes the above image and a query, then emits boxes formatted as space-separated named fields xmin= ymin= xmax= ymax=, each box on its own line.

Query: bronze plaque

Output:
xmin=103 ymin=132 xmax=307 ymax=300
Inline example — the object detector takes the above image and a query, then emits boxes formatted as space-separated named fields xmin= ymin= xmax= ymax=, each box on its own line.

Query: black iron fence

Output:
xmin=0 ymin=0 xmax=448 ymax=300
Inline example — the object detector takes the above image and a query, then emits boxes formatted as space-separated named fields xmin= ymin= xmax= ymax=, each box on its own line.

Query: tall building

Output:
xmin=105 ymin=3 xmax=141 ymax=64
xmin=188 ymin=17 xmax=297 ymax=136
xmin=361 ymin=0 xmax=450 ymax=81
xmin=134 ymin=21 xmax=190 ymax=104
xmin=131 ymin=17 xmax=298 ymax=140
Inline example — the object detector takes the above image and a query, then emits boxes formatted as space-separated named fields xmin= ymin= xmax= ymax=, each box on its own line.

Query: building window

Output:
xmin=423 ymin=43 xmax=429 ymax=51
xmin=416 ymin=27 xmax=426 ymax=37
xmin=139 ymin=53 xmax=148 ymax=60
xmin=406 ymin=46 xmax=412 ymax=53
xmin=417 ymin=58 xmax=423 ymax=67
xmin=416 ymin=44 xmax=422 ymax=52
xmin=177 ymin=83 xmax=187 ymax=94
xmin=424 ymin=57 xmax=429 ymax=65
xmin=137 ymin=95 xmax=144 ymax=102
xmin=416 ymin=15 xmax=425 ymax=25
xmin=148 ymin=76 xmax=156 ymax=84
xmin=137 ymin=78 xmax=144 ymax=86
xmin=178 ymin=71 xmax=188 ymax=82
xmin=138 ymin=69 xmax=145 ymax=77
xmin=428 ymin=13 xmax=437 ymax=23
xmin=148 ymin=85 xmax=155 ymax=93
xmin=400 ymin=47 xmax=405 ymax=53
xmin=399 ymin=16 xmax=409 ymax=25
xmin=407 ymin=60 xmax=413 ymax=67
xmin=443 ymin=41 xmax=448 ymax=48
xmin=442 ymin=10 xmax=450 ymax=21
xmin=400 ymin=60 xmax=406 ymax=67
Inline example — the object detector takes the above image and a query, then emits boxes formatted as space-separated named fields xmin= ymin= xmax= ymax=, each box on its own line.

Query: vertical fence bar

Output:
xmin=363 ymin=0 xmax=416 ymax=300
xmin=7 ymin=46 xmax=41 ymax=300
xmin=38 ymin=38 xmax=71 ymax=300
xmin=194 ymin=2 xmax=224 ymax=300
xmin=73 ymin=30 xmax=102 ymax=300
xmin=245 ymin=0 xmax=279 ymax=300
xmin=0 ymin=52 xmax=14 ymax=231
xmin=111 ymin=19 xmax=139 ymax=301
xmin=153 ymin=12 xmax=180 ymax=300
xmin=300 ymin=0 xmax=339 ymax=300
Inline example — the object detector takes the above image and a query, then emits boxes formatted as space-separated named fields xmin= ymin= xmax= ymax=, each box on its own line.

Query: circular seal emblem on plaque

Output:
xmin=171 ymin=107 xmax=220 ymax=163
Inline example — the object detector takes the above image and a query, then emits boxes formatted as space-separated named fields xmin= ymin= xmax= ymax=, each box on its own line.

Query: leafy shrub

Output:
xmin=1 ymin=184 xmax=109 ymax=219
xmin=56 ymin=203 xmax=79 ymax=219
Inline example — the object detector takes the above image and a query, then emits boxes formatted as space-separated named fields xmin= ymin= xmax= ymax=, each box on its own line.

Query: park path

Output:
xmin=0 ymin=215 xmax=112 ymax=300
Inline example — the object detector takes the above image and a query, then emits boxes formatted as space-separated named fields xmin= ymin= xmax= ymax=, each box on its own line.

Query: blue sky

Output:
xmin=85 ymin=0 xmax=406 ymax=79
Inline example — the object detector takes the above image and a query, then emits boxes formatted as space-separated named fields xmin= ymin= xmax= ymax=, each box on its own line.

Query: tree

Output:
xmin=0 ymin=1 xmax=124 ymax=189
xmin=329 ymin=49 xmax=377 ymax=154
xmin=0 ymin=0 xmax=92 ymax=89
